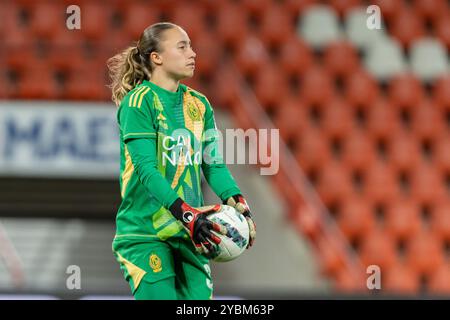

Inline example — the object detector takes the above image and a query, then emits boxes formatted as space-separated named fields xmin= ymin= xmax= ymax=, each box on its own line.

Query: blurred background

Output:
xmin=0 ymin=0 xmax=450 ymax=299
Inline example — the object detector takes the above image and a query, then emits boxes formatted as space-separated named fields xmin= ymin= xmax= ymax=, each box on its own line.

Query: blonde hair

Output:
xmin=107 ymin=22 xmax=178 ymax=105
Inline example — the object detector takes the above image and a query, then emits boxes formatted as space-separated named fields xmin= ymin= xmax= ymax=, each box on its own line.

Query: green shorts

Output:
xmin=112 ymin=236 xmax=213 ymax=300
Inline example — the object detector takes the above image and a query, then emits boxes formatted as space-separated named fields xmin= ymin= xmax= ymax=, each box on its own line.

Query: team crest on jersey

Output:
xmin=150 ymin=253 xmax=162 ymax=273
xmin=187 ymin=102 xmax=201 ymax=121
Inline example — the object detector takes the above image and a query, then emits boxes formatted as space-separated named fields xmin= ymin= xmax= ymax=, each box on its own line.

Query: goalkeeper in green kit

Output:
xmin=107 ymin=22 xmax=256 ymax=300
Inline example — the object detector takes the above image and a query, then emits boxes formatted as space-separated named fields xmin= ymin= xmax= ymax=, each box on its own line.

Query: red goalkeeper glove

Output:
xmin=169 ymin=198 xmax=227 ymax=257
xmin=223 ymin=194 xmax=256 ymax=248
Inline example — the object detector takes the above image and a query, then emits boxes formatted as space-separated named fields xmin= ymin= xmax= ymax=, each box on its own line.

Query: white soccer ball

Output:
xmin=207 ymin=205 xmax=250 ymax=262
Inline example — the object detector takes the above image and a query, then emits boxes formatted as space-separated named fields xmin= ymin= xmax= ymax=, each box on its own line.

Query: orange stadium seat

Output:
xmin=430 ymin=201 xmax=450 ymax=242
xmin=428 ymin=263 xmax=450 ymax=294
xmin=316 ymin=160 xmax=354 ymax=204
xmin=273 ymin=96 xmax=308 ymax=145
xmin=341 ymin=130 xmax=377 ymax=172
xmin=412 ymin=0 xmax=448 ymax=21
xmin=359 ymin=228 xmax=397 ymax=270
xmin=388 ymin=73 xmax=425 ymax=108
xmin=334 ymin=268 xmax=367 ymax=292
xmin=410 ymin=163 xmax=447 ymax=205
xmin=278 ymin=36 xmax=313 ymax=77
xmin=323 ymin=41 xmax=360 ymax=78
xmin=171 ymin=4 xmax=207 ymax=42
xmin=294 ymin=126 xmax=332 ymax=171
xmin=216 ymin=4 xmax=249 ymax=49
xmin=405 ymin=231 xmax=444 ymax=276
xmin=337 ymin=195 xmax=376 ymax=240
xmin=363 ymin=162 xmax=401 ymax=204
xmin=321 ymin=98 xmax=354 ymax=140
xmin=300 ymin=66 xmax=336 ymax=106
xmin=253 ymin=63 xmax=289 ymax=111
xmin=235 ymin=34 xmax=271 ymax=77
xmin=383 ymin=262 xmax=420 ymax=295
xmin=344 ymin=69 xmax=379 ymax=108
xmin=122 ymin=2 xmax=161 ymax=40
xmin=259 ymin=5 xmax=294 ymax=47
xmin=385 ymin=199 xmax=422 ymax=241
xmin=387 ymin=130 xmax=422 ymax=172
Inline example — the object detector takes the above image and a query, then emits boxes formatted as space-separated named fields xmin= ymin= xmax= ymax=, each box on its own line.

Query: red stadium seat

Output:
xmin=344 ymin=69 xmax=379 ymax=108
xmin=235 ymin=34 xmax=271 ymax=77
xmin=433 ymin=134 xmax=450 ymax=172
xmin=241 ymin=0 xmax=272 ymax=17
xmin=363 ymin=162 xmax=401 ymax=204
xmin=372 ymin=0 xmax=406 ymax=22
xmin=216 ymin=4 xmax=249 ymax=49
xmin=192 ymin=31 xmax=221 ymax=78
xmin=359 ymin=228 xmax=397 ymax=270
xmin=432 ymin=74 xmax=450 ymax=109
xmin=80 ymin=3 xmax=111 ymax=40
xmin=278 ymin=36 xmax=313 ymax=77
xmin=30 ymin=2 xmax=65 ymax=39
xmin=315 ymin=234 xmax=346 ymax=277
xmin=273 ymin=97 xmax=308 ymax=145
xmin=430 ymin=201 xmax=450 ymax=242
xmin=341 ymin=130 xmax=377 ymax=172
xmin=387 ymin=130 xmax=422 ymax=172
xmin=253 ymin=64 xmax=289 ymax=111
xmin=405 ymin=231 xmax=444 ymax=276
xmin=329 ymin=0 xmax=362 ymax=17
xmin=211 ymin=66 xmax=239 ymax=108
xmin=385 ymin=199 xmax=422 ymax=241
xmin=172 ymin=4 xmax=207 ymax=42
xmin=283 ymin=0 xmax=315 ymax=15
xmin=383 ymin=262 xmax=420 ymax=294
xmin=294 ymin=126 xmax=332 ymax=171
xmin=388 ymin=73 xmax=425 ymax=108
xmin=410 ymin=164 xmax=446 ymax=205
xmin=300 ymin=66 xmax=336 ymax=106
xmin=65 ymin=64 xmax=108 ymax=100
xmin=316 ymin=160 xmax=354 ymax=204
xmin=366 ymin=98 xmax=400 ymax=141
xmin=434 ymin=14 xmax=450 ymax=50
xmin=16 ymin=65 xmax=60 ymax=99
xmin=412 ymin=0 xmax=448 ymax=21
xmin=334 ymin=267 xmax=367 ymax=292
xmin=323 ymin=41 xmax=360 ymax=78
xmin=294 ymin=203 xmax=322 ymax=240
xmin=428 ymin=263 xmax=450 ymax=294
xmin=390 ymin=9 xmax=425 ymax=48
xmin=259 ymin=5 xmax=294 ymax=47
xmin=321 ymin=98 xmax=354 ymax=140
xmin=410 ymin=100 xmax=444 ymax=141
xmin=337 ymin=196 xmax=376 ymax=240
xmin=122 ymin=2 xmax=161 ymax=40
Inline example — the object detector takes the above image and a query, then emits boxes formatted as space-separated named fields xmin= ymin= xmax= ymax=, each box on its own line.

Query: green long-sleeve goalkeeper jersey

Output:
xmin=115 ymin=80 xmax=241 ymax=241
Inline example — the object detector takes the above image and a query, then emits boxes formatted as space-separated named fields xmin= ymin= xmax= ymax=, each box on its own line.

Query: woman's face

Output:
xmin=155 ymin=27 xmax=197 ymax=80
